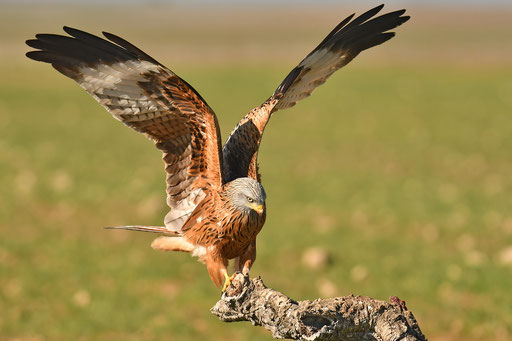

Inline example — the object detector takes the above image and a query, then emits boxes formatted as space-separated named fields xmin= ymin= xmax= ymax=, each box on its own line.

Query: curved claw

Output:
xmin=221 ymin=271 xmax=242 ymax=292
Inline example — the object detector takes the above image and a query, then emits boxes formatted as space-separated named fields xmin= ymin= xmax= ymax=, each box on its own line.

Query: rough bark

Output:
xmin=211 ymin=273 xmax=426 ymax=340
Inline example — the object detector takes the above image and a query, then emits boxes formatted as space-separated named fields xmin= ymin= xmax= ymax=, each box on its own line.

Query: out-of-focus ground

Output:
xmin=1 ymin=3 xmax=511 ymax=341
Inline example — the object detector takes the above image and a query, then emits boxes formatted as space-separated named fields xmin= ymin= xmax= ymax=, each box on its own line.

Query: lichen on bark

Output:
xmin=211 ymin=273 xmax=426 ymax=341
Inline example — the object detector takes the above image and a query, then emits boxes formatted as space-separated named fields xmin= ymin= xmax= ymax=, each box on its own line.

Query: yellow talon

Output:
xmin=221 ymin=272 xmax=236 ymax=292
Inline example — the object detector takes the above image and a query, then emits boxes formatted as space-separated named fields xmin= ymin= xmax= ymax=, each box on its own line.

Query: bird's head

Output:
xmin=226 ymin=177 xmax=266 ymax=215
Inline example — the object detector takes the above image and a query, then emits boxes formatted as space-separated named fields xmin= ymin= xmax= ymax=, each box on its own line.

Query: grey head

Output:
xmin=225 ymin=177 xmax=266 ymax=215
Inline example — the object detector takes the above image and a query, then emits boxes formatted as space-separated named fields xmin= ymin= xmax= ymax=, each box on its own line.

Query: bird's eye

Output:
xmin=247 ymin=197 xmax=254 ymax=203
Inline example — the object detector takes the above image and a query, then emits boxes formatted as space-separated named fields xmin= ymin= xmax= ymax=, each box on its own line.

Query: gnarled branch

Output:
xmin=211 ymin=274 xmax=426 ymax=340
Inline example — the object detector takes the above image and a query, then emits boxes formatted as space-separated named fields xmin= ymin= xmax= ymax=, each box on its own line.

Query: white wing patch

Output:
xmin=26 ymin=27 xmax=226 ymax=241
xmin=75 ymin=60 xmax=167 ymax=122
xmin=271 ymin=6 xmax=409 ymax=113
xmin=72 ymin=59 xmax=207 ymax=235
xmin=164 ymin=188 xmax=205 ymax=233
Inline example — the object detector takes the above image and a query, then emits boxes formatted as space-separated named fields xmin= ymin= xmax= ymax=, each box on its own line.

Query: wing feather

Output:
xmin=26 ymin=27 xmax=223 ymax=233
xmin=222 ymin=5 xmax=409 ymax=182
xmin=273 ymin=5 xmax=409 ymax=110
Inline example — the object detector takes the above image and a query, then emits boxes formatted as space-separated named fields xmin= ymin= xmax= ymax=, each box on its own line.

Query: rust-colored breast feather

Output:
xmin=182 ymin=190 xmax=265 ymax=260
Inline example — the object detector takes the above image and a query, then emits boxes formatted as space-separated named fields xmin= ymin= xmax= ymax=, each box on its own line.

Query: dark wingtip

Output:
xmin=25 ymin=50 xmax=47 ymax=62
xmin=101 ymin=30 xmax=162 ymax=65
xmin=25 ymin=39 xmax=38 ymax=48
xmin=375 ymin=32 xmax=396 ymax=46
xmin=393 ymin=9 xmax=408 ymax=20
xmin=375 ymin=4 xmax=385 ymax=11
xmin=62 ymin=26 xmax=77 ymax=35
xmin=365 ymin=3 xmax=385 ymax=18
xmin=102 ymin=31 xmax=115 ymax=40
xmin=102 ymin=31 xmax=123 ymax=45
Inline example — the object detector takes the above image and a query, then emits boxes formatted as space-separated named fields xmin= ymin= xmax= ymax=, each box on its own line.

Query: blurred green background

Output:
xmin=1 ymin=2 xmax=512 ymax=340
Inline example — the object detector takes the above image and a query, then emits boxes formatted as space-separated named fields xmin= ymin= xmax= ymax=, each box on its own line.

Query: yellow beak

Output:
xmin=249 ymin=203 xmax=264 ymax=214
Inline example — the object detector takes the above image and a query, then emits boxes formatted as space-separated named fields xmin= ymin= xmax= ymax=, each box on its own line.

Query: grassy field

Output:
xmin=1 ymin=3 xmax=512 ymax=341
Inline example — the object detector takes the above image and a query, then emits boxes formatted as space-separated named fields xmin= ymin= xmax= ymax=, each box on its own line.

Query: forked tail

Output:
xmin=104 ymin=225 xmax=178 ymax=235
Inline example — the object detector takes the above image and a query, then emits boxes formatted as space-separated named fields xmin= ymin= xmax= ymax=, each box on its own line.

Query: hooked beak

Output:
xmin=249 ymin=203 xmax=264 ymax=214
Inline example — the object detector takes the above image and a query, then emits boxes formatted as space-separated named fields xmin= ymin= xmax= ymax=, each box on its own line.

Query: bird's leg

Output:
xmin=242 ymin=263 xmax=251 ymax=277
xmin=205 ymin=248 xmax=230 ymax=290
xmin=234 ymin=258 xmax=252 ymax=277
xmin=235 ymin=240 xmax=256 ymax=277
xmin=221 ymin=271 xmax=233 ymax=292
xmin=221 ymin=270 xmax=244 ymax=292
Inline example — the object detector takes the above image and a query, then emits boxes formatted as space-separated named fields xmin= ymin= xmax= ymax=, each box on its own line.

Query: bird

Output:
xmin=25 ymin=4 xmax=409 ymax=291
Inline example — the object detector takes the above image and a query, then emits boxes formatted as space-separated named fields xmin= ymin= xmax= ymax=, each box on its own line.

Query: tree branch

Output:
xmin=211 ymin=273 xmax=426 ymax=340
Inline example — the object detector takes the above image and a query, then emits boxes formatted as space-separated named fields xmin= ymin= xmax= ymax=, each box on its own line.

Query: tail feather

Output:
xmin=104 ymin=225 xmax=179 ymax=235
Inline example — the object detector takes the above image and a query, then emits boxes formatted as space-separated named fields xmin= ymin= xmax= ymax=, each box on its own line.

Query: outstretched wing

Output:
xmin=26 ymin=27 xmax=223 ymax=232
xmin=222 ymin=4 xmax=409 ymax=183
